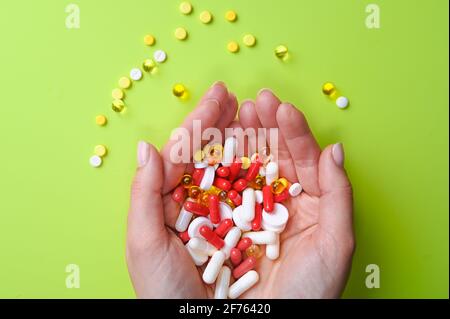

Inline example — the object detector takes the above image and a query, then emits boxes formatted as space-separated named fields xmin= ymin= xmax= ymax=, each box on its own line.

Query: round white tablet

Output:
xmin=336 ymin=96 xmax=349 ymax=109
xmin=188 ymin=217 xmax=213 ymax=239
xmin=289 ymin=183 xmax=303 ymax=197
xmin=262 ymin=203 xmax=289 ymax=229
xmin=232 ymin=206 xmax=252 ymax=232
xmin=130 ymin=68 xmax=143 ymax=81
xmin=154 ymin=50 xmax=167 ymax=63
xmin=89 ymin=155 xmax=102 ymax=168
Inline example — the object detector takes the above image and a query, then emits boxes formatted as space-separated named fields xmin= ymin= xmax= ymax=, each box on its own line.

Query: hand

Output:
xmin=126 ymin=83 xmax=355 ymax=299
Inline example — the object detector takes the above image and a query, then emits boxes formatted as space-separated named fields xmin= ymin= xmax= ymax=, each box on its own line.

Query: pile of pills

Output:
xmin=173 ymin=137 xmax=303 ymax=299
xmin=322 ymin=82 xmax=350 ymax=109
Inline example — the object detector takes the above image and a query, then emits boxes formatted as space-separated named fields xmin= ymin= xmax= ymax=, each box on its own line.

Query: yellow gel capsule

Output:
xmin=193 ymin=149 xmax=205 ymax=162
xmin=225 ymin=10 xmax=237 ymax=22
xmin=243 ymin=34 xmax=256 ymax=47
xmin=271 ymin=178 xmax=289 ymax=195
xmin=118 ymin=77 xmax=131 ymax=89
xmin=181 ymin=174 xmax=193 ymax=188
xmin=246 ymin=245 xmax=264 ymax=259
xmin=188 ymin=186 xmax=202 ymax=200
xmin=206 ymin=144 xmax=223 ymax=165
xmin=225 ymin=198 xmax=236 ymax=209
xmin=143 ymin=59 xmax=156 ymax=73
xmin=275 ymin=45 xmax=289 ymax=60
xmin=218 ymin=191 xmax=228 ymax=201
xmin=200 ymin=11 xmax=213 ymax=24
xmin=173 ymin=83 xmax=187 ymax=98
xmin=94 ymin=145 xmax=108 ymax=157
xmin=179 ymin=1 xmax=193 ymax=15
xmin=174 ymin=27 xmax=188 ymax=40
xmin=241 ymin=157 xmax=251 ymax=169
xmin=208 ymin=185 xmax=222 ymax=196
xmin=322 ymin=82 xmax=336 ymax=96
xmin=95 ymin=115 xmax=107 ymax=126
xmin=227 ymin=41 xmax=240 ymax=53
xmin=112 ymin=88 xmax=124 ymax=100
xmin=200 ymin=192 xmax=210 ymax=206
xmin=144 ymin=34 xmax=155 ymax=46
xmin=249 ymin=175 xmax=265 ymax=190
xmin=112 ymin=100 xmax=125 ymax=113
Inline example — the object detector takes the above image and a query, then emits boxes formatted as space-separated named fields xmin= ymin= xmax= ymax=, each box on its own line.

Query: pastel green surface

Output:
xmin=0 ymin=0 xmax=447 ymax=298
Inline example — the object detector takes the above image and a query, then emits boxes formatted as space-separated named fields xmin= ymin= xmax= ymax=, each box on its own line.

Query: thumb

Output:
xmin=318 ymin=143 xmax=354 ymax=249
xmin=128 ymin=141 xmax=166 ymax=250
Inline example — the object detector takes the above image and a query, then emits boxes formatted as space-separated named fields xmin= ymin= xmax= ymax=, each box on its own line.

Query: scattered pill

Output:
xmin=289 ymin=183 xmax=303 ymax=197
xmin=336 ymin=96 xmax=349 ymax=109
xmin=243 ymin=34 xmax=256 ymax=47
xmin=225 ymin=10 xmax=237 ymax=22
xmin=95 ymin=115 xmax=107 ymax=126
xmin=118 ymin=77 xmax=131 ymax=89
xmin=174 ymin=27 xmax=188 ymax=40
xmin=179 ymin=1 xmax=193 ymax=15
xmin=173 ymin=83 xmax=187 ymax=98
xmin=199 ymin=11 xmax=213 ymax=24
xmin=89 ymin=155 xmax=102 ymax=168
xmin=154 ymin=50 xmax=167 ymax=63
xmin=322 ymin=82 xmax=336 ymax=96
xmin=130 ymin=68 xmax=143 ymax=81
xmin=227 ymin=41 xmax=240 ymax=53
xmin=228 ymin=270 xmax=259 ymax=299
xmin=94 ymin=145 xmax=107 ymax=157
xmin=144 ymin=34 xmax=155 ymax=46
xmin=275 ymin=45 xmax=289 ymax=60
xmin=111 ymin=100 xmax=125 ymax=113
xmin=111 ymin=88 xmax=124 ymax=100
xmin=143 ymin=59 xmax=156 ymax=73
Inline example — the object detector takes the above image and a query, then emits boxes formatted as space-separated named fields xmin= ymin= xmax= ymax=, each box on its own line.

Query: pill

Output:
xmin=289 ymin=182 xmax=303 ymax=197
xmin=218 ymin=202 xmax=233 ymax=223
xmin=208 ymin=195 xmax=221 ymax=224
xmin=186 ymin=244 xmax=208 ymax=266
xmin=241 ymin=157 xmax=251 ymax=169
xmin=188 ymin=216 xmax=213 ymax=239
xmin=178 ymin=230 xmax=190 ymax=243
xmin=112 ymin=88 xmax=124 ymax=100
xmin=153 ymin=50 xmax=167 ymax=63
xmin=200 ymin=225 xmax=225 ymax=249
xmin=251 ymin=203 xmax=263 ymax=231
xmin=245 ymin=161 xmax=262 ymax=181
xmin=237 ymin=238 xmax=253 ymax=251
xmin=242 ymin=231 xmax=277 ymax=245
xmin=230 ymin=248 xmax=242 ymax=266
xmin=262 ymin=185 xmax=274 ymax=213
xmin=175 ymin=207 xmax=194 ymax=232
xmin=193 ymin=149 xmax=205 ymax=162
xmin=322 ymin=82 xmax=336 ymax=96
xmin=216 ymin=166 xmax=230 ymax=178
xmin=336 ymin=96 xmax=349 ymax=109
xmin=144 ymin=34 xmax=155 ymax=46
xmin=179 ymin=1 xmax=193 ymax=15
xmin=275 ymin=45 xmax=289 ymax=60
xmin=214 ymin=219 xmax=233 ymax=238
xmin=111 ymin=100 xmax=125 ymax=113
xmin=174 ymin=27 xmax=188 ymax=40
xmin=200 ymin=166 xmax=215 ymax=190
xmin=118 ymin=77 xmax=131 ymax=89
xmin=192 ymin=168 xmax=205 ymax=186
xmin=184 ymin=201 xmax=209 ymax=216
xmin=171 ymin=83 xmax=186 ymax=98
xmin=95 ymin=115 xmax=107 ymax=126
xmin=228 ymin=270 xmax=259 ymax=299
xmin=222 ymin=137 xmax=236 ymax=167
xmin=228 ymin=159 xmax=242 ymax=181
xmin=188 ymin=186 xmax=202 ymax=200
xmin=262 ymin=203 xmax=289 ymax=233
xmin=214 ymin=266 xmax=231 ymax=299
xmin=227 ymin=41 xmax=239 ymax=53
xmin=233 ymin=179 xmax=248 ymax=192
xmin=242 ymin=188 xmax=256 ymax=222
xmin=143 ymin=59 xmax=156 ymax=73
xmin=199 ymin=11 xmax=213 ymax=24
xmin=233 ymin=256 xmax=257 ymax=279
xmin=227 ymin=190 xmax=242 ymax=206
xmin=203 ymin=251 xmax=226 ymax=284
xmin=214 ymin=177 xmax=232 ymax=191
xmin=254 ymin=190 xmax=263 ymax=204
xmin=188 ymin=237 xmax=217 ymax=256
xmin=232 ymin=206 xmax=252 ymax=232
xmin=220 ymin=226 xmax=241 ymax=258
xmin=243 ymin=34 xmax=256 ymax=47
xmin=130 ymin=68 xmax=143 ymax=81
xmin=274 ymin=189 xmax=289 ymax=203
xmin=266 ymin=233 xmax=280 ymax=260
xmin=271 ymin=178 xmax=288 ymax=195
xmin=89 ymin=155 xmax=102 ymax=168
xmin=265 ymin=162 xmax=279 ymax=186
xmin=181 ymin=174 xmax=193 ymax=188
xmin=225 ymin=10 xmax=237 ymax=22
xmin=172 ymin=185 xmax=186 ymax=203
xmin=245 ymin=244 xmax=263 ymax=259
xmin=94 ymin=145 xmax=107 ymax=157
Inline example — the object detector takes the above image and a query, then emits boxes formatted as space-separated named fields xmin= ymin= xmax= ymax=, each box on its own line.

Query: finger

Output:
xmin=128 ymin=142 xmax=167 ymax=247
xmin=255 ymin=90 xmax=297 ymax=182
xmin=216 ymin=92 xmax=239 ymax=138
xmin=238 ymin=100 xmax=261 ymax=156
xmin=161 ymin=83 xmax=229 ymax=193
xmin=318 ymin=144 xmax=354 ymax=249
xmin=276 ymin=103 xmax=321 ymax=196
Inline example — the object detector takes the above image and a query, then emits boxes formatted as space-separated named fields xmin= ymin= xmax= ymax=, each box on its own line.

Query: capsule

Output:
xmin=237 ymin=238 xmax=253 ymax=251
xmin=230 ymin=248 xmax=242 ymax=266
xmin=221 ymin=226 xmax=241 ymax=258
xmin=192 ymin=168 xmax=205 ymax=186
xmin=245 ymin=161 xmax=262 ymax=181
xmin=245 ymin=244 xmax=264 ymax=259
xmin=214 ymin=177 xmax=232 ymax=191
xmin=188 ymin=186 xmax=202 ymax=200
xmin=175 ymin=207 xmax=193 ymax=232
xmin=228 ymin=190 xmax=242 ymax=206
xmin=172 ymin=185 xmax=186 ymax=203
xmin=249 ymin=175 xmax=265 ymax=190
xmin=216 ymin=166 xmax=230 ymax=178
xmin=271 ymin=178 xmax=289 ymax=195
xmin=200 ymin=225 xmax=225 ymax=249
xmin=181 ymin=174 xmax=193 ymax=188
xmin=274 ymin=189 xmax=289 ymax=203
xmin=203 ymin=251 xmax=226 ymax=284
xmin=214 ymin=219 xmax=233 ymax=238
xmin=228 ymin=270 xmax=259 ymax=299
xmin=218 ymin=190 xmax=228 ymax=201
xmin=251 ymin=203 xmax=263 ymax=231
xmin=208 ymin=195 xmax=221 ymax=224
xmin=214 ymin=266 xmax=231 ymax=299
xmin=263 ymin=185 xmax=274 ymax=212
xmin=232 ymin=256 xmax=257 ymax=279
xmin=184 ymin=201 xmax=209 ymax=216
xmin=233 ymin=179 xmax=248 ymax=192
xmin=265 ymin=162 xmax=279 ymax=186
xmin=242 ymin=188 xmax=256 ymax=222
xmin=242 ymin=231 xmax=277 ymax=245
xmin=178 ymin=230 xmax=190 ymax=243
xmin=188 ymin=237 xmax=217 ymax=256
xmin=228 ymin=159 xmax=242 ymax=181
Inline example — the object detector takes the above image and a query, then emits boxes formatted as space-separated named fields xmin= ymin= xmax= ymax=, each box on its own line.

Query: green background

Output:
xmin=0 ymin=0 xmax=448 ymax=298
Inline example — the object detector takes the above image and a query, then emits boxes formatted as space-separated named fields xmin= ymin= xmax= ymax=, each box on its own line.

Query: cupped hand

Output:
xmin=126 ymin=83 xmax=354 ymax=299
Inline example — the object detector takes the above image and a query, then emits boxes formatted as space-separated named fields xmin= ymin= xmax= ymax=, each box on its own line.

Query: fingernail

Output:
xmin=332 ymin=143 xmax=345 ymax=167
xmin=258 ymin=88 xmax=272 ymax=96
xmin=203 ymin=98 xmax=220 ymax=109
xmin=212 ymin=81 xmax=225 ymax=88
xmin=137 ymin=141 xmax=150 ymax=168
